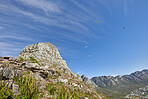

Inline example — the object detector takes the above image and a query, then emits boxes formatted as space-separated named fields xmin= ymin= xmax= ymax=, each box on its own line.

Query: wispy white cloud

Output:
xmin=0 ymin=0 xmax=106 ymax=57
xmin=124 ymin=0 xmax=127 ymax=16
xmin=70 ymin=0 xmax=93 ymax=17
xmin=12 ymin=7 xmax=89 ymax=37
xmin=85 ymin=46 xmax=88 ymax=48
xmin=0 ymin=3 xmax=58 ymax=26
xmin=0 ymin=35 xmax=34 ymax=41
xmin=88 ymin=54 xmax=92 ymax=57
xmin=0 ymin=26 xmax=3 ymax=30
xmin=0 ymin=42 xmax=24 ymax=57
xmin=0 ymin=1 xmax=99 ymax=43
xmin=96 ymin=0 xmax=113 ymax=15
xmin=19 ymin=0 xmax=60 ymax=15
xmin=124 ymin=0 xmax=133 ymax=16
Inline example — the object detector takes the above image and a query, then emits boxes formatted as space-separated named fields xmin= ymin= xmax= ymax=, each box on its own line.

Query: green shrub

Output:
xmin=46 ymin=83 xmax=56 ymax=95
xmin=27 ymin=70 xmax=30 ymax=74
xmin=0 ymin=82 xmax=12 ymax=99
xmin=3 ymin=63 xmax=9 ymax=67
xmin=13 ymin=75 xmax=40 ymax=99
xmin=18 ymin=57 xmax=27 ymax=62
xmin=48 ymin=71 xmax=61 ymax=79
xmin=56 ymin=71 xmax=61 ymax=76
xmin=29 ymin=57 xmax=40 ymax=65
xmin=46 ymin=82 xmax=97 ymax=99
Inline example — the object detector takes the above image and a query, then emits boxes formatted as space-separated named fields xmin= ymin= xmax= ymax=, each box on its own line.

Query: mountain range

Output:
xmin=86 ymin=69 xmax=148 ymax=98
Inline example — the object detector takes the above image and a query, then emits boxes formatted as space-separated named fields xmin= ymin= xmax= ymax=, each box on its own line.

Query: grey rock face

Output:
xmin=24 ymin=62 xmax=40 ymax=69
xmin=58 ymin=78 xmax=68 ymax=83
xmin=72 ymin=73 xmax=82 ymax=81
xmin=1 ymin=67 xmax=22 ymax=80
xmin=0 ymin=64 xmax=3 ymax=68
xmin=2 ymin=67 xmax=13 ymax=79
xmin=12 ymin=83 xmax=20 ymax=95
xmin=9 ymin=57 xmax=16 ymax=61
xmin=17 ymin=42 xmax=70 ymax=70
xmin=17 ymin=42 xmax=82 ymax=80
xmin=142 ymin=95 xmax=148 ymax=99
xmin=3 ymin=56 xmax=16 ymax=61
xmin=81 ymin=74 xmax=98 ymax=89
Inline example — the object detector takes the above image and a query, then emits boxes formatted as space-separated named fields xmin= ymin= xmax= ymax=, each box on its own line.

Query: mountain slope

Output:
xmin=91 ymin=69 xmax=148 ymax=98
xmin=125 ymin=85 xmax=148 ymax=98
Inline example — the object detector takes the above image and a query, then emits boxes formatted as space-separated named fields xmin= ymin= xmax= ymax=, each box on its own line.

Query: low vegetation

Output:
xmin=0 ymin=55 xmax=107 ymax=99
xmin=13 ymin=74 xmax=41 ymax=99
xmin=45 ymin=81 xmax=100 ymax=99
xmin=0 ymin=82 xmax=12 ymax=99
xmin=18 ymin=57 xmax=27 ymax=62
xmin=29 ymin=57 xmax=40 ymax=65
xmin=0 ymin=74 xmax=41 ymax=99
xmin=0 ymin=72 xmax=104 ymax=99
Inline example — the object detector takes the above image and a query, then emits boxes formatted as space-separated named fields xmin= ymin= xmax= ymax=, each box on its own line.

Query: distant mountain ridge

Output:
xmin=91 ymin=69 xmax=148 ymax=89
xmin=90 ymin=69 xmax=148 ymax=98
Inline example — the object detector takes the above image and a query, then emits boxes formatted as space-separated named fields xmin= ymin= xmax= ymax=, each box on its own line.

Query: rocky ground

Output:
xmin=0 ymin=42 xmax=106 ymax=99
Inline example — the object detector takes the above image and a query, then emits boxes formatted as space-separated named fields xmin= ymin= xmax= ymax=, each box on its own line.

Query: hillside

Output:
xmin=125 ymin=85 xmax=148 ymax=98
xmin=0 ymin=42 xmax=106 ymax=99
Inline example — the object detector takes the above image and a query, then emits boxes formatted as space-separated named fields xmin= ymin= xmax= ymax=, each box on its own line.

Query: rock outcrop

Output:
xmin=17 ymin=42 xmax=81 ymax=80
xmin=17 ymin=42 xmax=69 ymax=70
xmin=81 ymin=75 xmax=98 ymax=89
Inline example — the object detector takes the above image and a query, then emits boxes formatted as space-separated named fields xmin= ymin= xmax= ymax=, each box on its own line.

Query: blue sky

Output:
xmin=1 ymin=0 xmax=148 ymax=78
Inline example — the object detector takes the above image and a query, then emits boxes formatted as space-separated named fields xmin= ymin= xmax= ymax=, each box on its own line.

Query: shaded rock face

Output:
xmin=81 ymin=75 xmax=98 ymax=89
xmin=0 ymin=67 xmax=22 ymax=80
xmin=17 ymin=42 xmax=69 ymax=70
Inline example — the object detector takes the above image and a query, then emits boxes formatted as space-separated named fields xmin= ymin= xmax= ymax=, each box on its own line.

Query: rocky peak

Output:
xmin=81 ymin=74 xmax=98 ymax=89
xmin=17 ymin=42 xmax=69 ymax=70
xmin=81 ymin=75 xmax=87 ymax=79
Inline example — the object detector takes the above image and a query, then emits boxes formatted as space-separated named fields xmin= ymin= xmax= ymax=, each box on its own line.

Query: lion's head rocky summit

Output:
xmin=0 ymin=42 xmax=103 ymax=98
xmin=17 ymin=42 xmax=82 ymax=80
xmin=17 ymin=42 xmax=69 ymax=70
